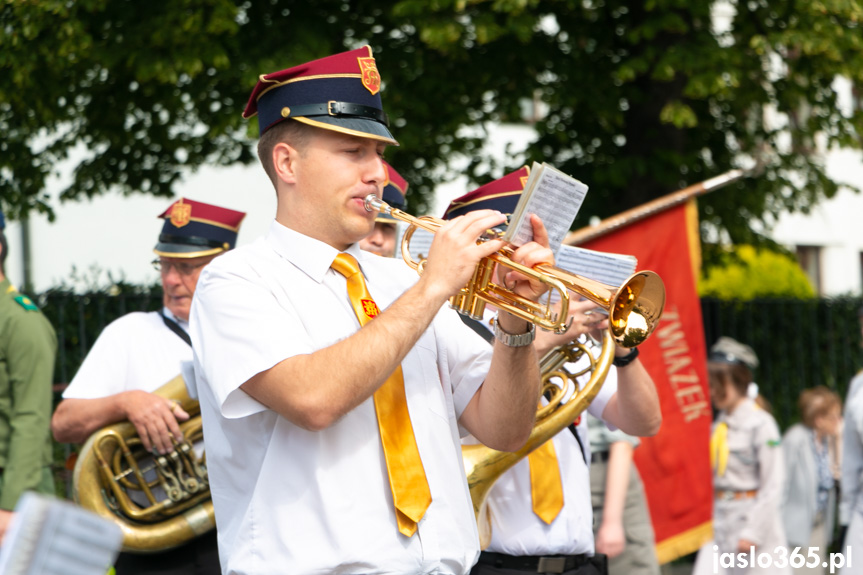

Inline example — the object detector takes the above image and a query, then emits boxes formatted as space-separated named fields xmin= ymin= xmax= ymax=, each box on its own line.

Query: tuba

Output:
xmin=73 ymin=375 xmax=215 ymax=553
xmin=364 ymin=194 xmax=665 ymax=347
xmin=464 ymin=330 xmax=615 ymax=548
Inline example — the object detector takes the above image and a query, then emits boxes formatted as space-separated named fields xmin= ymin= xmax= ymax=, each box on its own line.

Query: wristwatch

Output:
xmin=492 ymin=314 xmax=536 ymax=347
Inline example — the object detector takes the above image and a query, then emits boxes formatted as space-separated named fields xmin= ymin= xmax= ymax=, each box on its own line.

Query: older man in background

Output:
xmin=51 ymin=198 xmax=245 ymax=575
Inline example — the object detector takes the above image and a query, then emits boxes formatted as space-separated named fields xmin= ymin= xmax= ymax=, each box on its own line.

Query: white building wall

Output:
xmin=4 ymin=163 xmax=275 ymax=292
xmin=769 ymin=147 xmax=863 ymax=296
xmin=3 ymin=122 xmax=861 ymax=297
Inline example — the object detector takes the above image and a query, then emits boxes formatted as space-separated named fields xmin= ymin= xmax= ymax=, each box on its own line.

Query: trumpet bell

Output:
xmin=364 ymin=193 xmax=666 ymax=344
xmin=463 ymin=330 xmax=616 ymax=548
xmin=608 ymin=270 xmax=666 ymax=348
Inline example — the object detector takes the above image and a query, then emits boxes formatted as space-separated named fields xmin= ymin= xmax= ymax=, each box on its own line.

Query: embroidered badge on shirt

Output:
xmin=361 ymin=299 xmax=380 ymax=319
xmin=766 ymin=439 xmax=781 ymax=447
xmin=13 ymin=295 xmax=39 ymax=311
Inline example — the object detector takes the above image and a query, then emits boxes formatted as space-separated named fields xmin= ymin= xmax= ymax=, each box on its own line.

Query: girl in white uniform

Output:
xmin=694 ymin=337 xmax=790 ymax=575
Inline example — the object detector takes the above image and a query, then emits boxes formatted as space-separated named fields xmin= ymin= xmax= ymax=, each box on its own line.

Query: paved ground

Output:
xmin=661 ymin=560 xmax=696 ymax=575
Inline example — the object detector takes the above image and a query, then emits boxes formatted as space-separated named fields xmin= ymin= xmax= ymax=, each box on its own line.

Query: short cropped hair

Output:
xmin=257 ymin=119 xmax=315 ymax=189
xmin=798 ymin=386 xmax=842 ymax=428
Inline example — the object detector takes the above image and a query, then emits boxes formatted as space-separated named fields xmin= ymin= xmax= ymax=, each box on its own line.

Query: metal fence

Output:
xmin=39 ymin=289 xmax=163 ymax=392
xmin=701 ymin=296 xmax=863 ymax=430
xmin=36 ymin=289 xmax=163 ymax=496
xmin=39 ymin=291 xmax=863 ymax=434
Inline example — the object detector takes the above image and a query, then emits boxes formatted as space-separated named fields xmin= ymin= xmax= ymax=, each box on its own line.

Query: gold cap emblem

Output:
xmin=170 ymin=200 xmax=192 ymax=228
xmin=358 ymin=56 xmax=381 ymax=95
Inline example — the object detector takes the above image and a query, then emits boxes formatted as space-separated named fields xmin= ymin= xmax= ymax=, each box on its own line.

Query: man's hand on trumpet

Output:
xmin=418 ymin=209 xmax=509 ymax=303
xmin=534 ymin=299 xmax=609 ymax=357
xmin=497 ymin=214 xmax=555 ymax=302
xmin=419 ymin=211 xmax=554 ymax=309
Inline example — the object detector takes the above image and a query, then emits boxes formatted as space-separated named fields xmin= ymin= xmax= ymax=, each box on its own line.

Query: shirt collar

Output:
xmin=722 ymin=396 xmax=756 ymax=424
xmin=265 ymin=220 xmax=369 ymax=283
xmin=162 ymin=307 xmax=189 ymax=329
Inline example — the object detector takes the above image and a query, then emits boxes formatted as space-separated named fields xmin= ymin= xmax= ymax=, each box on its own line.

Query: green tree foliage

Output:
xmin=698 ymin=244 xmax=816 ymax=300
xmin=2 ymin=0 xmax=862 ymax=248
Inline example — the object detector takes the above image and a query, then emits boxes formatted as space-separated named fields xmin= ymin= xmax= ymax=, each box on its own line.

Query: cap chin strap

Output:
xmin=280 ymin=101 xmax=390 ymax=126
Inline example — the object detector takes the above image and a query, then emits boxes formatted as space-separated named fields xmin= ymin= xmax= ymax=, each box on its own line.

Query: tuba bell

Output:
xmin=73 ymin=375 xmax=215 ymax=553
xmin=463 ymin=330 xmax=616 ymax=548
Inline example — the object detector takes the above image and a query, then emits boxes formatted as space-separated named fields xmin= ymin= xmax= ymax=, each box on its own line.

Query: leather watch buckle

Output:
xmin=537 ymin=556 xmax=566 ymax=573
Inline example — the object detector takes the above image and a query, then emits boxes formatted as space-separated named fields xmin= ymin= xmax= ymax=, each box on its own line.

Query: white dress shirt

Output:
xmin=483 ymin=351 xmax=619 ymax=556
xmin=190 ymin=221 xmax=495 ymax=575
xmin=62 ymin=308 xmax=191 ymax=399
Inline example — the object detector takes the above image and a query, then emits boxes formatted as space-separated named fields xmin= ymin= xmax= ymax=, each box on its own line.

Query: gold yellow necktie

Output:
xmin=331 ymin=253 xmax=432 ymax=537
xmin=710 ymin=421 xmax=729 ymax=477
xmin=528 ymin=439 xmax=564 ymax=524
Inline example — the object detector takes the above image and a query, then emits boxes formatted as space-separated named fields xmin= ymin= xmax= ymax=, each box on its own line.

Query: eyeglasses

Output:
xmin=151 ymin=259 xmax=209 ymax=276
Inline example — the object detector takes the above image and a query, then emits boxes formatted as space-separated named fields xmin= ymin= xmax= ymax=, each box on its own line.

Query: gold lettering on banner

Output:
xmin=656 ymin=307 xmax=711 ymax=423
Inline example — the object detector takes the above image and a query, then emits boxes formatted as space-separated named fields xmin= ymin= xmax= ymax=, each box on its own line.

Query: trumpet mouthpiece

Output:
xmin=363 ymin=194 xmax=385 ymax=213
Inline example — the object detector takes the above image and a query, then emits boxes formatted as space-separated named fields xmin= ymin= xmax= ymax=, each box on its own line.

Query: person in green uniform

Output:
xmin=0 ymin=209 xmax=57 ymax=542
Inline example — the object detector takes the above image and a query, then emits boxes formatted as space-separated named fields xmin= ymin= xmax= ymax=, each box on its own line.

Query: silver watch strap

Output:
xmin=492 ymin=315 xmax=536 ymax=347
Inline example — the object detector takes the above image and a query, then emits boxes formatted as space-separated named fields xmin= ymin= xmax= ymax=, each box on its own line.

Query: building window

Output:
xmin=796 ymin=245 xmax=822 ymax=294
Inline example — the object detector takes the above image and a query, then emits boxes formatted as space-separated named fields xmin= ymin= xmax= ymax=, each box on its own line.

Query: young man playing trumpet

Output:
xmin=189 ymin=46 xmax=555 ymax=575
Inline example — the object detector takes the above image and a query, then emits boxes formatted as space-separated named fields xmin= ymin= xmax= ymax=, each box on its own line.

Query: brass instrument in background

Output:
xmin=465 ymin=330 xmax=616 ymax=548
xmin=363 ymin=194 xmax=663 ymax=544
xmin=73 ymin=375 xmax=215 ymax=553
xmin=364 ymin=194 xmax=665 ymax=347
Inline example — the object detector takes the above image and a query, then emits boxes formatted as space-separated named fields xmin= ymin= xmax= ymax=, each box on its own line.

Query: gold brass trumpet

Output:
xmin=364 ymin=194 xmax=665 ymax=347
xmin=73 ymin=375 xmax=215 ymax=553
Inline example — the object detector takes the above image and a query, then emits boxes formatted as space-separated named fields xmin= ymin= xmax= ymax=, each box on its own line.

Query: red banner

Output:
xmin=578 ymin=199 xmax=713 ymax=563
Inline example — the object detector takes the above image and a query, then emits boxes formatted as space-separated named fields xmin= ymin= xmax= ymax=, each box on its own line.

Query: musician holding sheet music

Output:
xmin=444 ymin=169 xmax=661 ymax=575
xmin=188 ymin=46 xmax=556 ymax=575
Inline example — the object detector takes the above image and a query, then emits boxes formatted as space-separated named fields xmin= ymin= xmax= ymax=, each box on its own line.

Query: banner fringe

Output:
xmin=656 ymin=520 xmax=712 ymax=564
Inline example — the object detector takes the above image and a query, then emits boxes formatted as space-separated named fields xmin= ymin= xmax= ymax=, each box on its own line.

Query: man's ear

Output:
xmin=272 ymin=142 xmax=300 ymax=185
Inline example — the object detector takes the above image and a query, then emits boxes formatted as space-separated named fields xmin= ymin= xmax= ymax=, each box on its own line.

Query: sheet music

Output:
xmin=0 ymin=492 xmax=123 ymax=575
xmin=555 ymin=244 xmax=638 ymax=288
xmin=505 ymin=162 xmax=588 ymax=253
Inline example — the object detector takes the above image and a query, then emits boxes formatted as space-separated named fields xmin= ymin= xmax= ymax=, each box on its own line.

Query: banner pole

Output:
xmin=564 ymin=169 xmax=748 ymax=246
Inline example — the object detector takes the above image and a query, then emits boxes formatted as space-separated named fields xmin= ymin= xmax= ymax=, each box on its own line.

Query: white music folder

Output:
xmin=0 ymin=492 xmax=123 ymax=575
